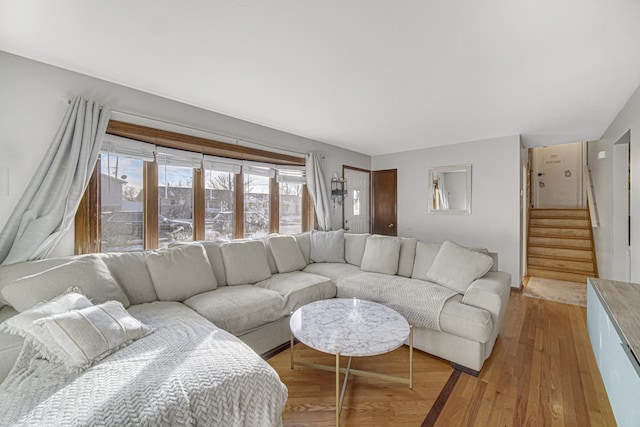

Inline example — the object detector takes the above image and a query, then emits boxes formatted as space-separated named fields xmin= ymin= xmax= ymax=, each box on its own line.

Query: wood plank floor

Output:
xmin=268 ymin=291 xmax=617 ymax=426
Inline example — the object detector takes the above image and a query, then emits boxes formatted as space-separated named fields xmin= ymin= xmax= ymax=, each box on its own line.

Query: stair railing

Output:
xmin=583 ymin=164 xmax=599 ymax=228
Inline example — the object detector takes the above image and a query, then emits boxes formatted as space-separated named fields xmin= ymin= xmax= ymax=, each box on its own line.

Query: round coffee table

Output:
xmin=289 ymin=298 xmax=413 ymax=426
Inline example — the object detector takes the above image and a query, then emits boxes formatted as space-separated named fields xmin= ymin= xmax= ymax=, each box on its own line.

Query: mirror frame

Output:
xmin=428 ymin=164 xmax=472 ymax=215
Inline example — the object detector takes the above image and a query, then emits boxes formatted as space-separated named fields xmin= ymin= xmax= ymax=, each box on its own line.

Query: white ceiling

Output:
xmin=1 ymin=1 xmax=640 ymax=156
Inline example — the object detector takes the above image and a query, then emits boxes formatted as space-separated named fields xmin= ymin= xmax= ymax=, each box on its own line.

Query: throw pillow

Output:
xmin=360 ymin=235 xmax=402 ymax=275
xmin=146 ymin=244 xmax=217 ymax=301
xmin=426 ymin=240 xmax=494 ymax=293
xmin=310 ymin=230 xmax=346 ymax=263
xmin=221 ymin=240 xmax=272 ymax=285
xmin=267 ymin=236 xmax=307 ymax=273
xmin=33 ymin=300 xmax=151 ymax=371
xmin=411 ymin=242 xmax=442 ymax=281
xmin=344 ymin=233 xmax=370 ymax=266
xmin=397 ymin=237 xmax=418 ymax=278
xmin=1 ymin=256 xmax=130 ymax=312
xmin=0 ymin=289 xmax=93 ymax=361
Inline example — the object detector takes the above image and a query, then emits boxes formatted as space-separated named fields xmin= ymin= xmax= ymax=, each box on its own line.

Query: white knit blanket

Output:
xmin=0 ymin=301 xmax=287 ymax=427
xmin=336 ymin=272 xmax=457 ymax=330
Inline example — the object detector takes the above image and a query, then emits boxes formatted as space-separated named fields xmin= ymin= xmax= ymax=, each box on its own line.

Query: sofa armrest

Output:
xmin=461 ymin=271 xmax=511 ymax=331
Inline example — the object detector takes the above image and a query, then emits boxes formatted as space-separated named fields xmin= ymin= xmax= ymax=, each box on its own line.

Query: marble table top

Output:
xmin=290 ymin=298 xmax=410 ymax=357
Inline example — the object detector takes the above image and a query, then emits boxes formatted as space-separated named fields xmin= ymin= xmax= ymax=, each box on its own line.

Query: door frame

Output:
xmin=342 ymin=165 xmax=372 ymax=232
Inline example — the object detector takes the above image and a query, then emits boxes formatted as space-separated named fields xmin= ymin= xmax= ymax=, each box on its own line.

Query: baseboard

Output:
xmin=261 ymin=339 xmax=298 ymax=360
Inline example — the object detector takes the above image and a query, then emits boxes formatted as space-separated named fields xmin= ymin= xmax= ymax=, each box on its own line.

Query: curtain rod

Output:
xmin=63 ymin=97 xmax=309 ymax=158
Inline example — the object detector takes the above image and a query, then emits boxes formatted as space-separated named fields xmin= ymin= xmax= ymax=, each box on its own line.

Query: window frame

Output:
xmin=75 ymin=121 xmax=312 ymax=254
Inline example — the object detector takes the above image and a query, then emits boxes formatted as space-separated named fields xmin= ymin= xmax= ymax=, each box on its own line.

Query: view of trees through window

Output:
xmin=94 ymin=150 xmax=306 ymax=253
xmin=100 ymin=154 xmax=144 ymax=252
xmin=158 ymin=164 xmax=194 ymax=248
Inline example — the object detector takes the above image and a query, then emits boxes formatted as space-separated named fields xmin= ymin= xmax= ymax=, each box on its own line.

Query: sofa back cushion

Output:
xmin=397 ymin=237 xmax=418 ymax=278
xmin=146 ymin=244 xmax=217 ymax=301
xmin=99 ymin=251 xmax=158 ymax=304
xmin=293 ymin=232 xmax=311 ymax=264
xmin=360 ymin=235 xmax=402 ymax=275
xmin=411 ymin=242 xmax=442 ymax=281
xmin=344 ymin=233 xmax=370 ymax=266
xmin=197 ymin=241 xmax=228 ymax=286
xmin=310 ymin=230 xmax=345 ymax=263
xmin=267 ymin=236 xmax=307 ymax=273
xmin=221 ymin=240 xmax=272 ymax=285
xmin=1 ymin=256 xmax=130 ymax=312
xmin=426 ymin=240 xmax=494 ymax=293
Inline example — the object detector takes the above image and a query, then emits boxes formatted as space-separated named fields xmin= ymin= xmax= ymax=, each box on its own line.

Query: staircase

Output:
xmin=527 ymin=209 xmax=598 ymax=283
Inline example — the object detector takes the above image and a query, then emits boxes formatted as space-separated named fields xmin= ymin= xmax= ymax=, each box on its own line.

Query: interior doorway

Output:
xmin=342 ymin=166 xmax=370 ymax=233
xmin=531 ymin=142 xmax=585 ymax=208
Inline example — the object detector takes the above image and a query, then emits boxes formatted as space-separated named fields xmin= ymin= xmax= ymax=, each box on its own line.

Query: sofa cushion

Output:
xmin=293 ymin=232 xmax=311 ymax=264
xmin=99 ymin=251 xmax=158 ymax=304
xmin=310 ymin=230 xmax=345 ymax=263
xmin=360 ymin=235 xmax=402 ymax=275
xmin=184 ymin=286 xmax=285 ymax=335
xmin=221 ymin=241 xmax=272 ymax=285
xmin=426 ymin=240 xmax=494 ymax=293
xmin=267 ymin=236 xmax=307 ymax=273
xmin=336 ymin=271 xmax=457 ymax=330
xmin=256 ymin=271 xmax=336 ymax=314
xmin=439 ymin=295 xmax=493 ymax=342
xmin=303 ymin=262 xmax=361 ymax=281
xmin=344 ymin=233 xmax=370 ymax=266
xmin=197 ymin=240 xmax=229 ymax=286
xmin=411 ymin=242 xmax=442 ymax=281
xmin=397 ymin=237 xmax=418 ymax=278
xmin=0 ymin=306 xmax=24 ymax=383
xmin=33 ymin=300 xmax=151 ymax=371
xmin=1 ymin=256 xmax=130 ymax=312
xmin=146 ymin=244 xmax=217 ymax=301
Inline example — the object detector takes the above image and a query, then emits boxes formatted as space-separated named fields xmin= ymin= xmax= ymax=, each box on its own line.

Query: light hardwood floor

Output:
xmin=268 ymin=291 xmax=616 ymax=426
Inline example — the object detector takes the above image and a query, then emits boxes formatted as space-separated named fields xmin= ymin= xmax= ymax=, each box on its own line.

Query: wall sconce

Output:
xmin=331 ymin=173 xmax=347 ymax=208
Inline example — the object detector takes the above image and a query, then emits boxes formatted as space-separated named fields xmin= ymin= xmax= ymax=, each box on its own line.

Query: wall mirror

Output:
xmin=428 ymin=164 xmax=472 ymax=214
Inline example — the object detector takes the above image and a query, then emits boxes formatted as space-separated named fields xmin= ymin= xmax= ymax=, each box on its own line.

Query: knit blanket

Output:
xmin=0 ymin=301 xmax=287 ymax=427
xmin=336 ymin=271 xmax=457 ymax=330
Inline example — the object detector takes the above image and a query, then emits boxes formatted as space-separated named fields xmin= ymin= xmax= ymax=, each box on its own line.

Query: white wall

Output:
xmin=0 ymin=51 xmax=370 ymax=256
xmin=372 ymin=135 xmax=522 ymax=287
xmin=588 ymin=83 xmax=640 ymax=282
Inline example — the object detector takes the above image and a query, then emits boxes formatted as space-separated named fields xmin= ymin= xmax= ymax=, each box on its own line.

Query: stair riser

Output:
xmin=528 ymin=257 xmax=595 ymax=274
xmin=527 ymin=268 xmax=590 ymax=283
xmin=529 ymin=236 xmax=592 ymax=249
xmin=527 ymin=247 xmax=593 ymax=260
xmin=529 ymin=218 xmax=590 ymax=227
xmin=529 ymin=227 xmax=591 ymax=238
xmin=530 ymin=209 xmax=589 ymax=219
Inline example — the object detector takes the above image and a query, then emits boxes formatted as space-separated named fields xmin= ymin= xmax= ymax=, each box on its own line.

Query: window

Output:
xmin=75 ymin=121 xmax=310 ymax=254
xmin=353 ymin=189 xmax=361 ymax=216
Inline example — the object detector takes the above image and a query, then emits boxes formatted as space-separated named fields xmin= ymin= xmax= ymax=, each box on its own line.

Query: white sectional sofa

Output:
xmin=0 ymin=230 xmax=510 ymax=424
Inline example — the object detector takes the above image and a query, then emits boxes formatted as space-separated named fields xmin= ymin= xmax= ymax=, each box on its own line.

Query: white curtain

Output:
xmin=305 ymin=152 xmax=332 ymax=231
xmin=0 ymin=97 xmax=111 ymax=265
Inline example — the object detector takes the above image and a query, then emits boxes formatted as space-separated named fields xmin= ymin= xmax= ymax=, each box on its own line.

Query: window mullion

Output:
xmin=234 ymin=173 xmax=244 ymax=239
xmin=144 ymin=161 xmax=159 ymax=249
xmin=193 ymin=168 xmax=205 ymax=241
xmin=270 ymin=177 xmax=279 ymax=234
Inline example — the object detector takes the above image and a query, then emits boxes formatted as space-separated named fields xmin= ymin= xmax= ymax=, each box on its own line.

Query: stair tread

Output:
xmin=529 ymin=235 xmax=591 ymax=240
xmin=529 ymin=243 xmax=592 ymax=250
xmin=529 ymin=225 xmax=591 ymax=230
xmin=527 ymin=265 xmax=595 ymax=275
xmin=528 ymin=254 xmax=594 ymax=263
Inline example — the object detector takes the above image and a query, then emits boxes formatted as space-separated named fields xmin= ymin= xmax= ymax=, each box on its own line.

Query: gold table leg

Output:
xmin=409 ymin=325 xmax=414 ymax=389
xmin=336 ymin=353 xmax=340 ymax=427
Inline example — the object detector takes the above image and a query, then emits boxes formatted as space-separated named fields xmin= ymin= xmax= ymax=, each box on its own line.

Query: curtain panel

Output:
xmin=305 ymin=152 xmax=332 ymax=231
xmin=0 ymin=97 xmax=111 ymax=265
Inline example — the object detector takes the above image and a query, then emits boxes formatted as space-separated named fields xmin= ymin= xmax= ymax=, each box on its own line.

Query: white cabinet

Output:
xmin=587 ymin=278 xmax=640 ymax=427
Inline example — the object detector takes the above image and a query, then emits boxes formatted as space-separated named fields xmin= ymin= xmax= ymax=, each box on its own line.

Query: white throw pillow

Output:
xmin=221 ymin=240 xmax=272 ymax=285
xmin=146 ymin=244 xmax=217 ymax=301
xmin=0 ymin=290 xmax=93 ymax=361
xmin=344 ymin=233 xmax=370 ymax=266
xmin=426 ymin=240 xmax=494 ymax=293
xmin=360 ymin=236 xmax=402 ymax=275
xmin=267 ymin=236 xmax=307 ymax=273
xmin=411 ymin=242 xmax=442 ymax=281
xmin=397 ymin=237 xmax=418 ymax=278
xmin=33 ymin=300 xmax=151 ymax=371
xmin=1 ymin=256 xmax=130 ymax=312
xmin=310 ymin=230 xmax=346 ymax=263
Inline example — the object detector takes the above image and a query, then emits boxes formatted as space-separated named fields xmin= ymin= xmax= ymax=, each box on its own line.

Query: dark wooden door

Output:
xmin=372 ymin=169 xmax=397 ymax=235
